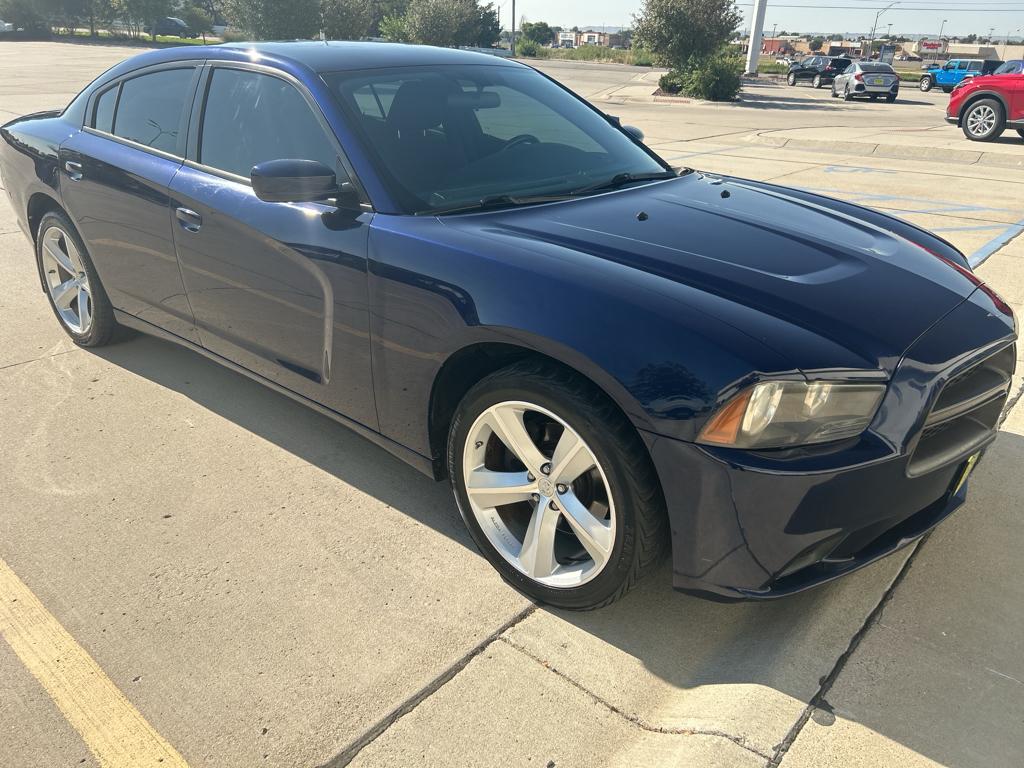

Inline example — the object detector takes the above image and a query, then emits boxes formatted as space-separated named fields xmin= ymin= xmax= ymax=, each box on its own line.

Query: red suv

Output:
xmin=946 ymin=71 xmax=1024 ymax=141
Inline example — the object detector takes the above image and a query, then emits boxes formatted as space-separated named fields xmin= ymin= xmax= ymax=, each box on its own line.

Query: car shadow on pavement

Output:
xmin=92 ymin=332 xmax=470 ymax=546
xmin=91 ymin=332 xmax=1024 ymax=767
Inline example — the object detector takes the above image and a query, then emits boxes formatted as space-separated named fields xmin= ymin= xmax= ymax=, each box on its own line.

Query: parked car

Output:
xmin=143 ymin=16 xmax=195 ymax=38
xmin=787 ymin=56 xmax=853 ymax=88
xmin=1 ymin=43 xmax=1016 ymax=608
xmin=919 ymin=59 xmax=1001 ymax=92
xmin=946 ymin=70 xmax=1024 ymax=141
xmin=831 ymin=62 xmax=900 ymax=102
xmin=898 ymin=53 xmax=922 ymax=62
xmin=0 ymin=19 xmax=13 ymax=32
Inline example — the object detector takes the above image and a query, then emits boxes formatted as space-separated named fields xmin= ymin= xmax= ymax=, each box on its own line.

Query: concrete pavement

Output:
xmin=1 ymin=42 xmax=1023 ymax=768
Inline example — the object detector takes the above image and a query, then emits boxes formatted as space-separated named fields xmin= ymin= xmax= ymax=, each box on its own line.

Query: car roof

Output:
xmin=84 ymin=41 xmax=523 ymax=97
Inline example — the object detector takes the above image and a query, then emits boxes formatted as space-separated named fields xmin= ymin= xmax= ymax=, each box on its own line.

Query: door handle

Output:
xmin=175 ymin=207 xmax=202 ymax=233
xmin=64 ymin=161 xmax=83 ymax=181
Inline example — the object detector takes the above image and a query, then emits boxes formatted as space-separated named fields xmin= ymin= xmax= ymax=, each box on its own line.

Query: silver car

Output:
xmin=831 ymin=62 xmax=900 ymax=102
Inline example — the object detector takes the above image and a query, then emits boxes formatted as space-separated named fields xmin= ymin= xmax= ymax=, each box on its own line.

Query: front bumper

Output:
xmin=643 ymin=286 xmax=1016 ymax=601
xmin=945 ymin=115 xmax=959 ymax=125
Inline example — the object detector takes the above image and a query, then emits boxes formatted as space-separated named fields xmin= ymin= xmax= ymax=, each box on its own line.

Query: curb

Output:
xmin=744 ymin=133 xmax=1024 ymax=168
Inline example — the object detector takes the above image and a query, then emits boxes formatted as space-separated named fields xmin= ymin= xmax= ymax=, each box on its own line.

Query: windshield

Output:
xmin=324 ymin=64 xmax=669 ymax=214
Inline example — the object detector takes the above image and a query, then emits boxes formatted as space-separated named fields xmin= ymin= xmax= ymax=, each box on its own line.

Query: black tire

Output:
xmin=1016 ymin=127 xmax=1024 ymax=140
xmin=35 ymin=210 xmax=116 ymax=347
xmin=843 ymin=84 xmax=853 ymax=101
xmin=812 ymin=74 xmax=822 ymax=89
xmin=787 ymin=72 xmax=796 ymax=86
xmin=886 ymin=93 xmax=897 ymax=103
xmin=919 ymin=76 xmax=932 ymax=92
xmin=961 ymin=98 xmax=1006 ymax=142
xmin=941 ymin=86 xmax=953 ymax=94
xmin=447 ymin=360 xmax=667 ymax=610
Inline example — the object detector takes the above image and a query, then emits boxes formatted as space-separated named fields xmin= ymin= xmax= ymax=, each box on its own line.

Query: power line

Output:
xmin=735 ymin=4 xmax=1024 ymax=10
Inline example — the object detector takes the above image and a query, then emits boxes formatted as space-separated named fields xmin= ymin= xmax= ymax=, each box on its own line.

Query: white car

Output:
xmin=0 ymin=20 xmax=14 ymax=32
xmin=831 ymin=61 xmax=900 ymax=102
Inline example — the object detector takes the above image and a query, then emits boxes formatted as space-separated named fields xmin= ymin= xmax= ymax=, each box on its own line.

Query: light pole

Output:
xmin=866 ymin=1 xmax=899 ymax=61
xmin=935 ymin=19 xmax=947 ymax=64
xmin=744 ymin=0 xmax=769 ymax=76
xmin=1005 ymin=28 xmax=1021 ymax=59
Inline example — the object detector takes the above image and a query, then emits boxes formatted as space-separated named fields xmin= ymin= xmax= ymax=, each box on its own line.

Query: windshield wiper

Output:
xmin=570 ymin=170 xmax=678 ymax=196
xmin=423 ymin=193 xmax=575 ymax=216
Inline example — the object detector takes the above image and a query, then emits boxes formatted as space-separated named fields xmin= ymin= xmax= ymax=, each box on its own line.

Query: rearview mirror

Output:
xmin=251 ymin=159 xmax=340 ymax=203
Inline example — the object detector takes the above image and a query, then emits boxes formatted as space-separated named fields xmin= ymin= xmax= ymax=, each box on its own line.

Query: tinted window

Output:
xmin=93 ymin=85 xmax=117 ymax=133
xmin=327 ymin=65 xmax=666 ymax=214
xmin=994 ymin=60 xmax=1023 ymax=74
xmin=860 ymin=63 xmax=894 ymax=73
xmin=112 ymin=68 xmax=194 ymax=154
xmin=200 ymin=68 xmax=338 ymax=179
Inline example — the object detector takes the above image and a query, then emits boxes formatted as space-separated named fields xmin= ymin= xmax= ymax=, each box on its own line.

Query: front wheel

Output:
xmin=843 ymin=84 xmax=853 ymax=101
xmin=919 ymin=76 xmax=933 ymax=92
xmin=962 ymin=98 xmax=1005 ymax=141
xmin=448 ymin=361 xmax=667 ymax=610
xmin=787 ymin=72 xmax=796 ymax=86
xmin=35 ymin=210 xmax=116 ymax=347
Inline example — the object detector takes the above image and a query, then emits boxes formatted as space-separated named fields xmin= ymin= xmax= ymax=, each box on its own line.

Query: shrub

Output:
xmin=679 ymin=53 xmax=742 ymax=101
xmin=658 ymin=70 xmax=685 ymax=93
xmin=516 ymin=39 xmax=540 ymax=57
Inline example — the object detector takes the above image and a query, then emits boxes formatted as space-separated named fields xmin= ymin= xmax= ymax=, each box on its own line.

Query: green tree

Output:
xmin=400 ymin=0 xmax=492 ymax=47
xmin=808 ymin=37 xmax=824 ymax=51
xmin=0 ymin=0 xmax=50 ymax=33
xmin=474 ymin=1 xmax=498 ymax=46
xmin=520 ymin=20 xmax=553 ymax=45
xmin=222 ymin=0 xmax=318 ymax=39
xmin=322 ymin=0 xmax=373 ymax=40
xmin=633 ymin=0 xmax=742 ymax=69
xmin=179 ymin=3 xmax=213 ymax=38
xmin=113 ymin=0 xmax=172 ymax=39
xmin=379 ymin=12 xmax=409 ymax=41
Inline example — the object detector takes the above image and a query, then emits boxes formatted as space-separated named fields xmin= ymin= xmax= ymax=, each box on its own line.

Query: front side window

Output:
xmin=112 ymin=68 xmax=194 ymax=155
xmin=199 ymin=67 xmax=338 ymax=179
xmin=326 ymin=64 xmax=668 ymax=214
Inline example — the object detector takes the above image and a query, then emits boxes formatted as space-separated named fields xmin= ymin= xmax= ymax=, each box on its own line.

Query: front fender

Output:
xmin=367 ymin=215 xmax=795 ymax=457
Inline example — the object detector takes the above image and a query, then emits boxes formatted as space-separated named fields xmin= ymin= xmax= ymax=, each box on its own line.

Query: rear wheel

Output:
xmin=962 ymin=98 xmax=1005 ymax=141
xmin=919 ymin=75 xmax=933 ymax=92
xmin=448 ymin=360 xmax=667 ymax=610
xmin=886 ymin=93 xmax=897 ymax=103
xmin=1015 ymin=127 xmax=1024 ymax=140
xmin=843 ymin=84 xmax=853 ymax=101
xmin=35 ymin=210 xmax=115 ymax=347
xmin=812 ymin=74 xmax=822 ymax=89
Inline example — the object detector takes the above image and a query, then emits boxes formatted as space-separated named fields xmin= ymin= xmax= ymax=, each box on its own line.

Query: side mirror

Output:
xmin=622 ymin=125 xmax=644 ymax=142
xmin=251 ymin=159 xmax=341 ymax=204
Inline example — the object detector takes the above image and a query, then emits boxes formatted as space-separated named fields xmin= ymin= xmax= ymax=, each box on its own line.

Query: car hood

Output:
xmin=443 ymin=173 xmax=980 ymax=374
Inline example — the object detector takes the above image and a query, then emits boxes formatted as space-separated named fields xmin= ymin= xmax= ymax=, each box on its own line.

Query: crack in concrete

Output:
xmin=316 ymin=604 xmax=537 ymax=768
xmin=498 ymin=635 xmax=772 ymax=761
xmin=0 ymin=347 xmax=78 ymax=373
xmin=766 ymin=540 xmax=925 ymax=767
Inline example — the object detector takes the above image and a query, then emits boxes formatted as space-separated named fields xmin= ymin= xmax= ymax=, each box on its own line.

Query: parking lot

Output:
xmin=1 ymin=42 xmax=1023 ymax=768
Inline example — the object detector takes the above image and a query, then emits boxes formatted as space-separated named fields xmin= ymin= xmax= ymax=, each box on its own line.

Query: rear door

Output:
xmin=168 ymin=63 xmax=377 ymax=426
xmin=1009 ymin=75 xmax=1024 ymax=123
xmin=59 ymin=63 xmax=201 ymax=341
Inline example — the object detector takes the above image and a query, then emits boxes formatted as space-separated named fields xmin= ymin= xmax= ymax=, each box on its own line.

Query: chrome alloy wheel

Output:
xmin=40 ymin=225 xmax=92 ymax=334
xmin=966 ymin=104 xmax=997 ymax=138
xmin=462 ymin=401 xmax=615 ymax=588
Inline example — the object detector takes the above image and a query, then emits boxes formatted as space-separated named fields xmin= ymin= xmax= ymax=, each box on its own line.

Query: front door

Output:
xmin=169 ymin=63 xmax=377 ymax=428
xmin=59 ymin=64 xmax=201 ymax=342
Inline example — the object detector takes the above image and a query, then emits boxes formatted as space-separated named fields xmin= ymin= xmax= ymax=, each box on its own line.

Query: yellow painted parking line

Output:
xmin=0 ymin=557 xmax=189 ymax=768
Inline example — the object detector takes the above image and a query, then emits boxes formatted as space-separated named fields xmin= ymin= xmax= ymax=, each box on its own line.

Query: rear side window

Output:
xmin=199 ymin=68 xmax=338 ymax=179
xmin=112 ymin=68 xmax=195 ymax=155
xmin=93 ymin=86 xmax=117 ymax=133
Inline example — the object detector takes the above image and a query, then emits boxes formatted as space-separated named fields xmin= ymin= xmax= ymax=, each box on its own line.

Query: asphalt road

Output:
xmin=1 ymin=42 xmax=1022 ymax=768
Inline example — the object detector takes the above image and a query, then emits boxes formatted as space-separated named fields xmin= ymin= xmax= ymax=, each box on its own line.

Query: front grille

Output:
xmin=907 ymin=344 xmax=1015 ymax=476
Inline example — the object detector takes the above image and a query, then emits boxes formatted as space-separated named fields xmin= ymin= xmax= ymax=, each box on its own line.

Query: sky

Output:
xmin=500 ymin=1 xmax=1024 ymax=39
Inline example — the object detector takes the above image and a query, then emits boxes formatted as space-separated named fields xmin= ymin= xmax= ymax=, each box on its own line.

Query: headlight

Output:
xmin=697 ymin=380 xmax=886 ymax=450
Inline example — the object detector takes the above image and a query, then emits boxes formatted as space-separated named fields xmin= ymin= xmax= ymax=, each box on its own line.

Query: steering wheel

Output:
xmin=500 ymin=134 xmax=540 ymax=153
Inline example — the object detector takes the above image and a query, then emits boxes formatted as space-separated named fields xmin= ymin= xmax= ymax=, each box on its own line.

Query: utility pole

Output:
xmin=745 ymin=0 xmax=768 ymax=76
xmin=510 ymin=0 xmax=516 ymax=55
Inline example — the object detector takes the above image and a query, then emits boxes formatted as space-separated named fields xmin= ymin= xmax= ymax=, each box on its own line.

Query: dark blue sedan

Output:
xmin=1 ymin=43 xmax=1016 ymax=608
